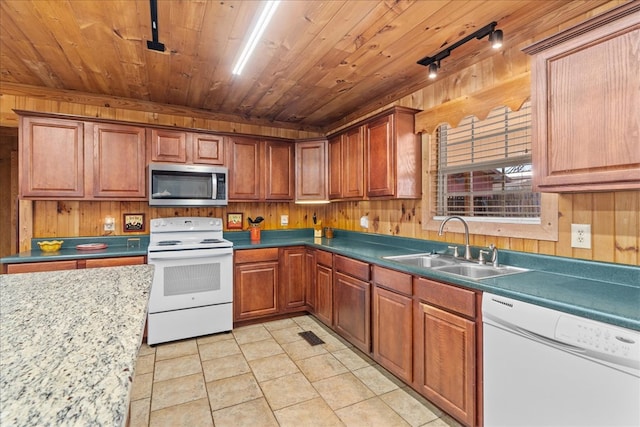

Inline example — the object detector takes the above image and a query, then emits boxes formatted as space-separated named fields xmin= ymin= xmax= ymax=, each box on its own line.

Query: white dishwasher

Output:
xmin=482 ymin=293 xmax=640 ymax=427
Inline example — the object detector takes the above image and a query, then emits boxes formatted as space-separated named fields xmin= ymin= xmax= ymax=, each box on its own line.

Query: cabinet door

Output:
xmin=373 ymin=286 xmax=412 ymax=383
xmin=192 ymin=133 xmax=225 ymax=165
xmin=228 ymin=137 xmax=262 ymax=200
xmin=296 ymin=139 xmax=328 ymax=201
xmin=234 ymin=261 xmax=279 ymax=321
xmin=315 ymin=263 xmax=333 ymax=327
xmin=343 ymin=127 xmax=365 ymax=198
xmin=328 ymin=135 xmax=342 ymax=199
xmin=279 ymin=247 xmax=306 ymax=312
xmin=5 ymin=260 xmax=78 ymax=274
xmin=527 ymin=8 xmax=640 ymax=191
xmin=92 ymin=123 xmax=146 ymax=198
xmin=265 ymin=140 xmax=294 ymax=200
xmin=20 ymin=117 xmax=84 ymax=198
xmin=150 ymin=129 xmax=187 ymax=163
xmin=366 ymin=114 xmax=394 ymax=197
xmin=333 ymin=271 xmax=371 ymax=353
xmin=414 ymin=301 xmax=475 ymax=426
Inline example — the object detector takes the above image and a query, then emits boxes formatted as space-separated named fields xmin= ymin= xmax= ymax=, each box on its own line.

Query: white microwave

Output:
xmin=149 ymin=163 xmax=228 ymax=206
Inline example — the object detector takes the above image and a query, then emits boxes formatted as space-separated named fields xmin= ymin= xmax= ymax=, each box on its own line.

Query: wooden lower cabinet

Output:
xmin=233 ymin=248 xmax=279 ymax=321
xmin=279 ymin=247 xmax=306 ymax=312
xmin=372 ymin=266 xmax=413 ymax=383
xmin=333 ymin=271 xmax=371 ymax=353
xmin=413 ymin=277 xmax=477 ymax=426
xmin=3 ymin=256 xmax=146 ymax=274
xmin=314 ymin=250 xmax=333 ymax=327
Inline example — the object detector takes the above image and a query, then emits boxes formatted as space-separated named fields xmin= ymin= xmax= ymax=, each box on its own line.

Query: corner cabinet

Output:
xmin=523 ymin=3 xmax=640 ymax=192
xmin=314 ymin=249 xmax=333 ymax=327
xmin=366 ymin=107 xmax=422 ymax=199
xmin=279 ymin=246 xmax=307 ymax=313
xmin=295 ymin=138 xmax=328 ymax=202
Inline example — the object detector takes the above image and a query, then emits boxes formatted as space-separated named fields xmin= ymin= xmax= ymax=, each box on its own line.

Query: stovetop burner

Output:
xmin=158 ymin=240 xmax=182 ymax=246
xmin=201 ymin=238 xmax=223 ymax=244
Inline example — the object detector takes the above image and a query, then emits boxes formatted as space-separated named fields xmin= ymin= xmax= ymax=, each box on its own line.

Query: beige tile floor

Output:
xmin=129 ymin=314 xmax=462 ymax=427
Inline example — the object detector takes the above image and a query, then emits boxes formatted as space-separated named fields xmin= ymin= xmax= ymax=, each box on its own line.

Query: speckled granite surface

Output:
xmin=0 ymin=265 xmax=153 ymax=427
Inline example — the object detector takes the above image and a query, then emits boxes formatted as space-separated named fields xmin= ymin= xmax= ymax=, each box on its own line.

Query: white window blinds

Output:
xmin=436 ymin=101 xmax=540 ymax=219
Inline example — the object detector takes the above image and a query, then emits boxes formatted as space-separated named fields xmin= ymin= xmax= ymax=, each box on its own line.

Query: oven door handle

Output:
xmin=148 ymin=248 xmax=233 ymax=260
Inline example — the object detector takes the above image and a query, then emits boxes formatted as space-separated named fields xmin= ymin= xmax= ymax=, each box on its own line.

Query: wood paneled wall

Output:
xmin=1 ymin=0 xmax=636 ymax=266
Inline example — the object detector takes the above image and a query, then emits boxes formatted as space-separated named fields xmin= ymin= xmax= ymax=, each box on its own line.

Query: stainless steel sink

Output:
xmin=383 ymin=253 xmax=529 ymax=279
xmin=432 ymin=264 xmax=529 ymax=279
xmin=383 ymin=253 xmax=457 ymax=268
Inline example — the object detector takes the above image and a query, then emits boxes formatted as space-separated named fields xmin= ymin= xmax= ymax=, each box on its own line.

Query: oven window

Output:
xmin=164 ymin=263 xmax=221 ymax=296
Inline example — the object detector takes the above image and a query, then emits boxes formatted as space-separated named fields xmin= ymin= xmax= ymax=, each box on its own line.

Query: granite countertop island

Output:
xmin=0 ymin=265 xmax=153 ymax=426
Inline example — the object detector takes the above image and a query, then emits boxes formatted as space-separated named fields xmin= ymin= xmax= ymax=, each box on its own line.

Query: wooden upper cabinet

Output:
xmin=192 ymin=133 xmax=225 ymax=165
xmin=329 ymin=128 xmax=365 ymax=200
xmin=366 ymin=107 xmax=421 ymax=199
xmin=228 ymin=136 xmax=262 ymax=200
xmin=91 ymin=123 xmax=146 ymax=199
xmin=265 ymin=140 xmax=294 ymax=201
xmin=19 ymin=116 xmax=85 ymax=198
xmin=150 ymin=129 xmax=225 ymax=165
xmin=296 ymin=139 xmax=328 ymax=202
xmin=228 ymin=137 xmax=293 ymax=201
xmin=524 ymin=4 xmax=640 ymax=192
xmin=149 ymin=128 xmax=187 ymax=163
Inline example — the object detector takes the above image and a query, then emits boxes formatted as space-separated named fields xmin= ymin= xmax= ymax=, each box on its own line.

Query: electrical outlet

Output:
xmin=280 ymin=215 xmax=289 ymax=226
xmin=571 ymin=224 xmax=591 ymax=249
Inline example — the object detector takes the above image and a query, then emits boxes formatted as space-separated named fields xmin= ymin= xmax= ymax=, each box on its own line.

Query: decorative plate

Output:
xmin=76 ymin=243 xmax=108 ymax=251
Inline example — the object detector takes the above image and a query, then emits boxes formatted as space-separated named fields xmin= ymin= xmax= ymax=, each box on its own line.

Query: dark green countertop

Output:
xmin=1 ymin=236 xmax=149 ymax=263
xmin=226 ymin=229 xmax=640 ymax=331
xmin=3 ymin=229 xmax=638 ymax=330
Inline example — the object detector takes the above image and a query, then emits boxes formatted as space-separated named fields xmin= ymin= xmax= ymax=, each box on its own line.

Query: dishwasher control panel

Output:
xmin=556 ymin=315 xmax=640 ymax=370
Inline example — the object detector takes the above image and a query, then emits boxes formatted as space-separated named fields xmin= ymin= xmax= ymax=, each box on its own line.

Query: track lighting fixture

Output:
xmin=428 ymin=62 xmax=438 ymax=79
xmin=417 ymin=22 xmax=504 ymax=79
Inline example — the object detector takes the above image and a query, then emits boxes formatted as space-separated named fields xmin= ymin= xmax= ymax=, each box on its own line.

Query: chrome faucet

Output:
xmin=489 ymin=243 xmax=499 ymax=267
xmin=438 ymin=216 xmax=472 ymax=260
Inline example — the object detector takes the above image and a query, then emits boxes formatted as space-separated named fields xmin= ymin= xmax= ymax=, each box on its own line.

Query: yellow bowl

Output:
xmin=37 ymin=240 xmax=64 ymax=252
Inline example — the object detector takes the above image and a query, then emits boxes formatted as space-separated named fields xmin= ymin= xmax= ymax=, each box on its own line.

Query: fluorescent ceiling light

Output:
xmin=232 ymin=0 xmax=280 ymax=75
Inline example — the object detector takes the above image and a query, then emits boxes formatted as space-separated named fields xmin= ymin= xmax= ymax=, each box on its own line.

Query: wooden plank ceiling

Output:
xmin=0 ymin=0 xmax=611 ymax=132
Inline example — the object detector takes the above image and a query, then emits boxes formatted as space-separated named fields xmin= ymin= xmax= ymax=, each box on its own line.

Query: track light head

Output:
xmin=428 ymin=62 xmax=438 ymax=79
xmin=490 ymin=29 xmax=503 ymax=49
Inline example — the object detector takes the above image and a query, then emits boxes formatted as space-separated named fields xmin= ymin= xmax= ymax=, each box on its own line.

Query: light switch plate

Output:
xmin=280 ymin=215 xmax=288 ymax=226
xmin=360 ymin=215 xmax=369 ymax=229
xmin=571 ymin=224 xmax=591 ymax=249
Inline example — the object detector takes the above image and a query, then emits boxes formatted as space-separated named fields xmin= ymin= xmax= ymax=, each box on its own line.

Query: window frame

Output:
xmin=421 ymin=130 xmax=558 ymax=241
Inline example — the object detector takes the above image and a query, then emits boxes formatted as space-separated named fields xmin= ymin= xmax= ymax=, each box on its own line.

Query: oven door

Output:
xmin=147 ymin=247 xmax=233 ymax=313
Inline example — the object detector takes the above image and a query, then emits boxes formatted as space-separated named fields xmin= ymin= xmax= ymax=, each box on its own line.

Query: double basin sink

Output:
xmin=383 ymin=252 xmax=529 ymax=280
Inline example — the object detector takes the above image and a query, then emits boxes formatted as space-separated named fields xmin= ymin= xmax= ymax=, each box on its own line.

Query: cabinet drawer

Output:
xmin=335 ymin=255 xmax=369 ymax=281
xmin=234 ymin=248 xmax=279 ymax=264
xmin=84 ymin=256 xmax=146 ymax=268
xmin=413 ymin=277 xmax=476 ymax=318
xmin=315 ymin=249 xmax=333 ymax=267
xmin=6 ymin=260 xmax=78 ymax=274
xmin=372 ymin=265 xmax=412 ymax=296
